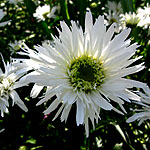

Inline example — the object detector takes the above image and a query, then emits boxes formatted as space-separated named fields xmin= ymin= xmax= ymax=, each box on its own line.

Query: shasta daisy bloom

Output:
xmin=104 ymin=10 xmax=123 ymax=32
xmin=33 ymin=4 xmax=58 ymax=21
xmin=104 ymin=1 xmax=123 ymax=32
xmin=0 ymin=56 xmax=28 ymax=117
xmin=120 ymin=12 xmax=140 ymax=28
xmin=126 ymin=86 xmax=150 ymax=125
xmin=137 ymin=4 xmax=150 ymax=30
xmin=19 ymin=11 xmax=146 ymax=137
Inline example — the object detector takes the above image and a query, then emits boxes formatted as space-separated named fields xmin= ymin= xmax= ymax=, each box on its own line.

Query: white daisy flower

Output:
xmin=104 ymin=1 xmax=123 ymax=32
xmin=0 ymin=55 xmax=28 ymax=117
xmin=137 ymin=4 xmax=150 ymax=30
xmin=120 ymin=12 xmax=140 ymax=28
xmin=104 ymin=10 xmax=123 ymax=32
xmin=33 ymin=4 xmax=58 ymax=22
xmin=126 ymin=86 xmax=150 ymax=125
xmin=18 ymin=11 xmax=146 ymax=137
xmin=0 ymin=9 xmax=10 ymax=27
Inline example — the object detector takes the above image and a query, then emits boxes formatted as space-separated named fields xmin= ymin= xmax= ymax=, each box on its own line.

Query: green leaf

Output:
xmin=60 ymin=0 xmax=70 ymax=25
xmin=31 ymin=146 xmax=43 ymax=150
xmin=26 ymin=138 xmax=36 ymax=144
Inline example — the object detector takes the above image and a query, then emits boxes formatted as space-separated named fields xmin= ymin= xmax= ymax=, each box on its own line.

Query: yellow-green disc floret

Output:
xmin=68 ymin=55 xmax=105 ymax=93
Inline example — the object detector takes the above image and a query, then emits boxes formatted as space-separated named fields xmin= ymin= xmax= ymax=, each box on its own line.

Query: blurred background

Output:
xmin=0 ymin=0 xmax=150 ymax=149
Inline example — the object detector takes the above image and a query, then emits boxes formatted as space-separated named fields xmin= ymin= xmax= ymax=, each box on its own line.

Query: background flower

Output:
xmin=137 ymin=3 xmax=150 ymax=34
xmin=33 ymin=4 xmax=58 ymax=22
xmin=0 ymin=55 xmax=28 ymax=117
xmin=104 ymin=1 xmax=124 ymax=32
xmin=137 ymin=3 xmax=150 ymax=28
xmin=121 ymin=12 xmax=140 ymax=28
xmin=127 ymin=86 xmax=150 ymax=125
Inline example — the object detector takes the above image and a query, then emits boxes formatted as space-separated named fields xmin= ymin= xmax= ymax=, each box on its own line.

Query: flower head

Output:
xmin=104 ymin=10 xmax=123 ymax=32
xmin=121 ymin=12 xmax=140 ymax=28
xmin=137 ymin=4 xmax=150 ymax=30
xmin=0 ymin=55 xmax=28 ymax=117
xmin=104 ymin=1 xmax=123 ymax=32
xmin=19 ymin=11 xmax=146 ymax=137
xmin=33 ymin=4 xmax=58 ymax=21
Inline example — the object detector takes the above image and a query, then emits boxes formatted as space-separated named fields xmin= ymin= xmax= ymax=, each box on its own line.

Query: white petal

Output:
xmin=85 ymin=10 xmax=93 ymax=34
xmin=30 ymin=84 xmax=44 ymax=98
xmin=10 ymin=90 xmax=28 ymax=112
xmin=0 ymin=20 xmax=10 ymax=27
xmin=103 ymin=23 xmax=116 ymax=47
xmin=76 ymin=98 xmax=85 ymax=126
xmin=113 ymin=107 xmax=124 ymax=115
xmin=125 ymin=90 xmax=141 ymax=101
xmin=62 ymin=90 xmax=77 ymax=105
xmin=61 ymin=105 xmax=72 ymax=122
xmin=44 ymin=98 xmax=61 ymax=115
xmin=53 ymin=104 xmax=65 ymax=121
xmin=107 ymin=94 xmax=124 ymax=105
xmin=126 ymin=112 xmax=146 ymax=123
xmin=85 ymin=116 xmax=89 ymax=137
xmin=91 ymin=91 xmax=113 ymax=110
xmin=36 ymin=88 xmax=56 ymax=106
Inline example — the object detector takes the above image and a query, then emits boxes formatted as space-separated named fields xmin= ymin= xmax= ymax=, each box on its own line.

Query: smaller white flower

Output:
xmin=126 ymin=86 xmax=150 ymax=125
xmin=33 ymin=4 xmax=58 ymax=21
xmin=104 ymin=10 xmax=123 ymax=32
xmin=0 ymin=55 xmax=28 ymax=117
xmin=120 ymin=12 xmax=140 ymax=28
xmin=0 ymin=9 xmax=10 ymax=27
xmin=104 ymin=1 xmax=124 ymax=32
xmin=137 ymin=3 xmax=150 ymax=31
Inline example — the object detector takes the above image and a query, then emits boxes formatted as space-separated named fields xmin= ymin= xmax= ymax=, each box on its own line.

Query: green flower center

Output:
xmin=43 ymin=12 xmax=49 ymax=18
xmin=109 ymin=18 xmax=118 ymax=24
xmin=68 ymin=55 xmax=105 ymax=93
xmin=0 ymin=78 xmax=13 ymax=97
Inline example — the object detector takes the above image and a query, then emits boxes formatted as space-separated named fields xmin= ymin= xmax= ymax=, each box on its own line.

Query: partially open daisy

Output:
xmin=126 ymin=86 xmax=150 ymax=125
xmin=120 ymin=12 xmax=140 ymax=28
xmin=19 ymin=11 xmax=146 ymax=137
xmin=0 ymin=55 xmax=28 ymax=117
xmin=33 ymin=4 xmax=58 ymax=22
xmin=104 ymin=1 xmax=123 ymax=32
xmin=137 ymin=3 xmax=150 ymax=29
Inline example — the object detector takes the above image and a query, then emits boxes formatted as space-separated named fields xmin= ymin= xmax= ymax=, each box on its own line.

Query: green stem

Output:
xmin=60 ymin=0 xmax=70 ymax=25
